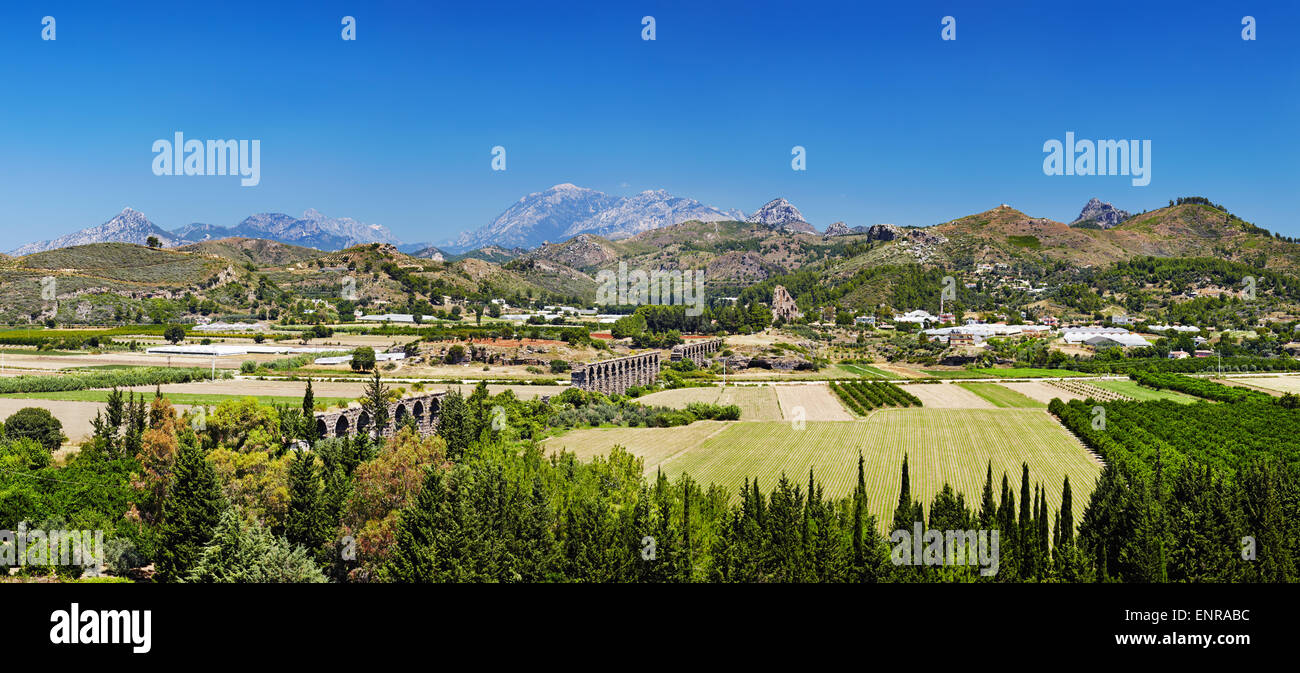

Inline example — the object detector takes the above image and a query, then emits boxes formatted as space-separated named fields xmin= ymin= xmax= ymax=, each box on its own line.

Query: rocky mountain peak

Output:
xmin=1071 ymin=198 xmax=1131 ymax=229
xmin=746 ymin=198 xmax=807 ymax=227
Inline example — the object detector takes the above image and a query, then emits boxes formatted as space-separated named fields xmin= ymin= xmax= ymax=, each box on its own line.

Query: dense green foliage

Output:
xmin=1052 ymin=397 xmax=1299 ymax=581
xmin=1129 ymin=371 xmax=1274 ymax=403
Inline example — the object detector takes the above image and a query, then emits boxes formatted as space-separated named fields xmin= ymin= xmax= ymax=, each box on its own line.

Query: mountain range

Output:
xmin=5 ymin=193 xmax=1295 ymax=325
xmin=8 ymin=184 xmax=1143 ymax=261
xmin=9 ymin=208 xmax=401 ymax=256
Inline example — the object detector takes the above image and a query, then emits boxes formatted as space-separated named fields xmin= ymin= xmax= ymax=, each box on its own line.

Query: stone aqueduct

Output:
xmin=313 ymin=391 xmax=447 ymax=439
xmin=670 ymin=338 xmax=723 ymax=365
xmin=570 ymin=351 xmax=660 ymax=396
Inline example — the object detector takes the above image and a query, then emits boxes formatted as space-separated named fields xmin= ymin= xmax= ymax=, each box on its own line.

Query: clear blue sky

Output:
xmin=0 ymin=0 xmax=1295 ymax=250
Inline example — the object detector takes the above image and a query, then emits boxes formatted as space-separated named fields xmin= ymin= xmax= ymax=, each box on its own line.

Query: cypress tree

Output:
xmin=361 ymin=368 xmax=390 ymax=438
xmin=302 ymin=379 xmax=318 ymax=444
xmin=1038 ymin=484 xmax=1050 ymax=556
xmin=1060 ymin=476 xmax=1074 ymax=545
xmin=438 ymin=390 xmax=470 ymax=462
xmin=853 ymin=453 xmax=866 ymax=573
xmin=979 ymin=460 xmax=996 ymax=527
xmin=285 ymin=449 xmax=327 ymax=554
xmin=892 ymin=454 xmax=913 ymax=533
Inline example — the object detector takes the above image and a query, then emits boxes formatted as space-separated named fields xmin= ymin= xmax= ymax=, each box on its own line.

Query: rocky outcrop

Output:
xmin=771 ymin=284 xmax=803 ymax=322
xmin=1070 ymin=198 xmax=1131 ymax=229
xmin=907 ymin=229 xmax=948 ymax=246
xmin=867 ymin=223 xmax=902 ymax=241
xmin=824 ymin=221 xmax=851 ymax=236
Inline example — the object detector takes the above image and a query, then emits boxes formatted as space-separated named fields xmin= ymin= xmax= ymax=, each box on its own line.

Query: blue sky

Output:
xmin=0 ymin=0 xmax=1296 ymax=250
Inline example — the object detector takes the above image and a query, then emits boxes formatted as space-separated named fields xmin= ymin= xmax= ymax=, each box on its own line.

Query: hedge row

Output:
xmin=0 ymin=367 xmax=228 ymax=394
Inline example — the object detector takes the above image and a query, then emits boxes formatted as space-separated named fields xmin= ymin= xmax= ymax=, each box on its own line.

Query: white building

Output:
xmin=313 ymin=352 xmax=406 ymax=365
xmin=192 ymin=321 xmax=266 ymax=332
xmin=893 ymin=310 xmax=938 ymax=324
xmin=1147 ymin=324 xmax=1201 ymax=333
xmin=146 ymin=344 xmax=337 ymax=357
xmin=1061 ymin=327 xmax=1130 ymax=344
xmin=358 ymin=313 xmax=438 ymax=323
xmin=1084 ymin=334 xmax=1151 ymax=348
xmin=924 ymin=323 xmax=1051 ymax=338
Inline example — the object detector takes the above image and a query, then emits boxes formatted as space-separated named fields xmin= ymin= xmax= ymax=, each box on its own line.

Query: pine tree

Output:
xmin=156 ymin=440 xmax=227 ymax=582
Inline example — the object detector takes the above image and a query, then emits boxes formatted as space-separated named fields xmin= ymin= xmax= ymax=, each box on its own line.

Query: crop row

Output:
xmin=0 ymin=367 xmax=228 ymax=394
xmin=830 ymin=381 xmax=922 ymax=415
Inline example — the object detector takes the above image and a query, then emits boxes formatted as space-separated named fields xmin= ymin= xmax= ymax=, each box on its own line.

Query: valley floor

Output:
xmin=544 ymin=406 xmax=1101 ymax=534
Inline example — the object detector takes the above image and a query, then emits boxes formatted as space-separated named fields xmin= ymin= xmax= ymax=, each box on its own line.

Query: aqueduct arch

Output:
xmin=313 ymin=391 xmax=448 ymax=439
xmin=570 ymin=352 xmax=660 ymax=396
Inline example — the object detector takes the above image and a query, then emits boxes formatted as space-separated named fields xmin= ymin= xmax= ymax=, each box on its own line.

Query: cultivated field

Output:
xmin=550 ymin=408 xmax=1101 ymax=533
xmin=543 ymin=421 xmax=731 ymax=468
xmin=1091 ymin=380 xmax=1199 ymax=404
xmin=0 ymin=398 xmax=109 ymax=443
xmin=903 ymin=383 xmax=996 ymax=409
xmin=774 ymin=384 xmax=854 ymax=421
xmin=836 ymin=364 xmax=899 ymax=379
xmin=638 ymin=386 xmax=785 ymax=421
xmin=999 ymin=381 xmax=1082 ymax=405
xmin=1229 ymin=376 xmax=1300 ymax=395
xmin=957 ymin=382 xmax=1046 ymax=408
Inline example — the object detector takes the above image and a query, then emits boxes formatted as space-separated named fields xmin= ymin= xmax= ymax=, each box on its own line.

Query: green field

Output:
xmin=548 ymin=408 xmax=1100 ymax=533
xmin=0 ymin=390 xmax=353 ymax=408
xmin=922 ymin=368 xmax=1090 ymax=379
xmin=836 ymin=364 xmax=899 ymax=379
xmin=957 ymin=382 xmax=1046 ymax=408
xmin=1090 ymin=380 xmax=1199 ymax=404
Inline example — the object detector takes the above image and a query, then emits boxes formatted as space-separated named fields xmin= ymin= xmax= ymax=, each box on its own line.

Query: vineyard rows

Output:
xmin=830 ymin=381 xmax=922 ymax=415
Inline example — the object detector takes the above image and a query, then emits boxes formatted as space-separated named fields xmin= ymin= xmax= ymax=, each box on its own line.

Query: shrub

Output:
xmin=4 ymin=407 xmax=65 ymax=451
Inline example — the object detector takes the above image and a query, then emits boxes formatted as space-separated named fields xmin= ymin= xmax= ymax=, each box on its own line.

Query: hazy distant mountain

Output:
xmin=560 ymin=189 xmax=745 ymax=239
xmin=1070 ymin=198 xmax=1131 ymax=229
xmin=444 ymin=184 xmax=622 ymax=252
xmin=443 ymin=183 xmax=743 ymax=252
xmin=10 ymin=208 xmax=401 ymax=254
xmin=9 ymin=208 xmax=181 ymax=255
